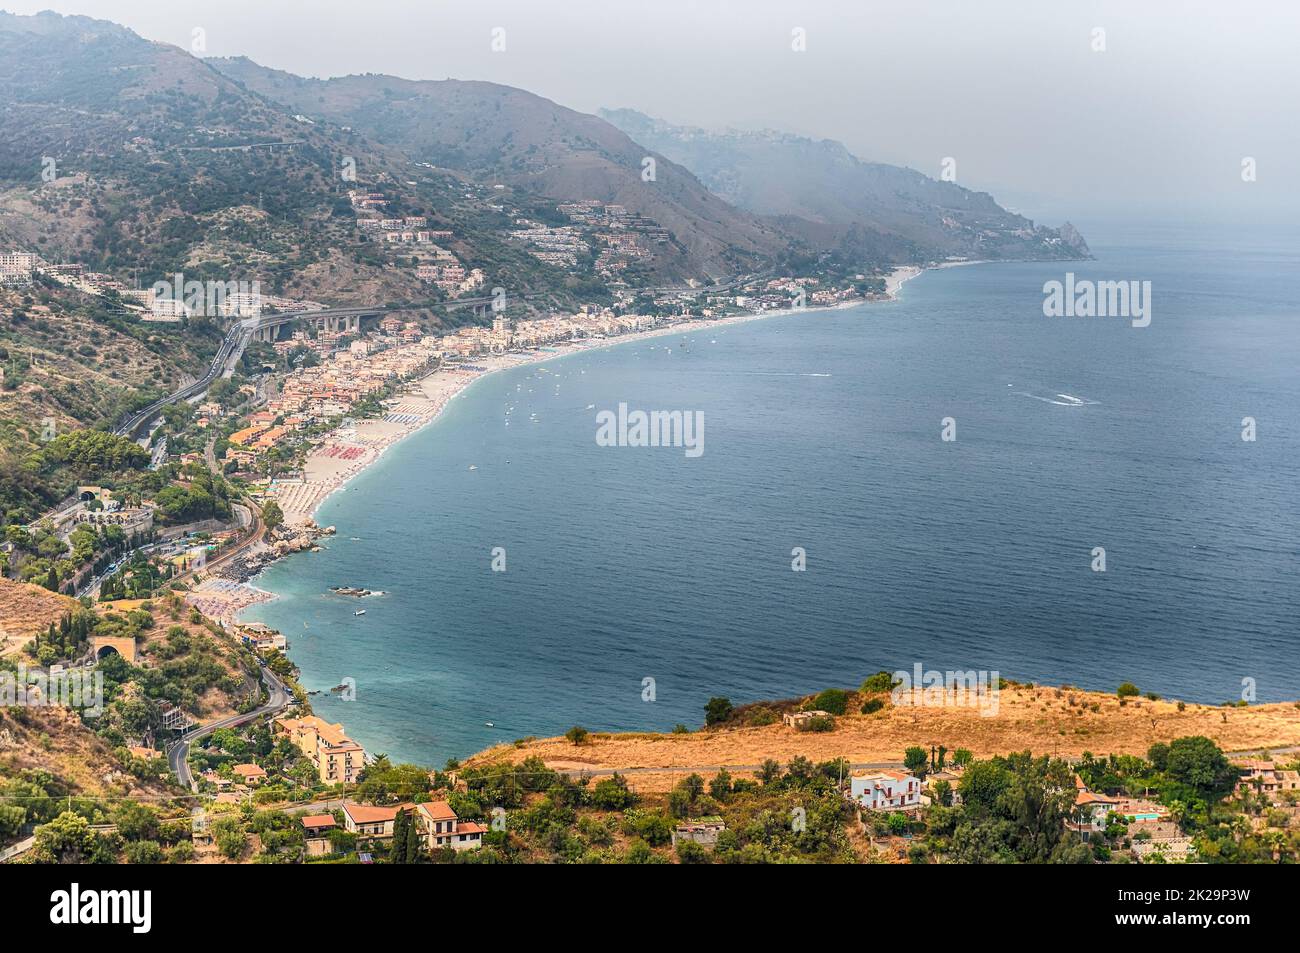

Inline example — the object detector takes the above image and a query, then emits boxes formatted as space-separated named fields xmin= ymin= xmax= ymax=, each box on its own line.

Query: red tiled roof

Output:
xmin=417 ymin=801 xmax=457 ymax=822
xmin=344 ymin=802 xmax=415 ymax=824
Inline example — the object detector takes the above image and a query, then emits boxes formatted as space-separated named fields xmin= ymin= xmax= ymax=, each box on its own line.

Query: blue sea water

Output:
xmin=243 ymin=224 xmax=1300 ymax=767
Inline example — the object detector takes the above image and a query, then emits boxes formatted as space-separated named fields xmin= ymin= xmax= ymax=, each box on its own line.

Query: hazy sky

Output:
xmin=9 ymin=1 xmax=1299 ymax=224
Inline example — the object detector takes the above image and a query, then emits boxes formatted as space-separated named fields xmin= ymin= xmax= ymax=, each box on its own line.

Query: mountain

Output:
xmin=0 ymin=10 xmax=633 ymax=316
xmin=601 ymin=108 xmax=1090 ymax=264
xmin=207 ymin=58 xmax=786 ymax=279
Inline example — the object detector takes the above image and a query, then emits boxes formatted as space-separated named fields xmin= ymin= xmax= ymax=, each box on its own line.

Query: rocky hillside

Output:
xmin=602 ymin=108 xmax=1090 ymax=265
xmin=208 ymin=58 xmax=786 ymax=281
xmin=0 ymin=11 xmax=585 ymax=310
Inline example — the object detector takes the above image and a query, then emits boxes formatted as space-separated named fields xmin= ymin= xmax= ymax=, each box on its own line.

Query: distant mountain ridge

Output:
xmin=208 ymin=58 xmax=785 ymax=280
xmin=600 ymin=108 xmax=1090 ymax=264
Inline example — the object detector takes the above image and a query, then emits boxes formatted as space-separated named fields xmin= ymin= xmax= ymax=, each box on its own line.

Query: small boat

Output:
xmin=468 ymin=465 xmax=478 ymax=471
xmin=354 ymin=609 xmax=366 ymax=616
xmin=485 ymin=721 xmax=495 ymax=728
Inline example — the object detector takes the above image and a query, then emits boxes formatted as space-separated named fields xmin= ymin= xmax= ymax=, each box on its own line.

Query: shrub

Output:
xmin=795 ymin=715 xmax=835 ymax=733
xmin=124 ymin=840 xmax=164 ymax=865
xmin=861 ymin=698 xmax=885 ymax=715
xmin=810 ymin=688 xmax=849 ymax=715
xmin=565 ymin=726 xmax=589 ymax=745
xmin=704 ymin=697 xmax=733 ymax=726
xmin=676 ymin=839 xmax=710 ymax=864
xmin=1117 ymin=682 xmax=1140 ymax=698
xmin=861 ymin=671 xmax=898 ymax=693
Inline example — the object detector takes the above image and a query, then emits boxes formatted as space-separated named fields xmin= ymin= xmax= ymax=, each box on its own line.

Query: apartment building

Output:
xmin=275 ymin=715 xmax=366 ymax=785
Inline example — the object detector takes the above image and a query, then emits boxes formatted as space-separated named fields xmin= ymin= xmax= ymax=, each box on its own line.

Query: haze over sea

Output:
xmin=244 ymin=223 xmax=1300 ymax=766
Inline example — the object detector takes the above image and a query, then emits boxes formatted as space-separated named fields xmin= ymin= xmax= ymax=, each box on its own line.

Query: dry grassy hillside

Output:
xmin=0 ymin=704 xmax=171 ymax=798
xmin=466 ymin=684 xmax=1300 ymax=792
xmin=0 ymin=576 xmax=76 ymax=657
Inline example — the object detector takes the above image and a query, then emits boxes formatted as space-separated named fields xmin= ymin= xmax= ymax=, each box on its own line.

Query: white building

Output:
xmin=0 ymin=251 xmax=36 ymax=285
xmin=850 ymin=769 xmax=921 ymax=811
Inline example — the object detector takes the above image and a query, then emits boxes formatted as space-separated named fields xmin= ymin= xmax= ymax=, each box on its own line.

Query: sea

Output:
xmin=242 ymin=222 xmax=1300 ymax=767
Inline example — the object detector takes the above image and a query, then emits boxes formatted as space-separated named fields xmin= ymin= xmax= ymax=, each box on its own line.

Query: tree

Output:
xmin=1165 ymin=736 xmax=1235 ymax=801
xmin=112 ymin=801 xmax=159 ymax=842
xmin=811 ymin=688 xmax=849 ymax=715
xmin=1147 ymin=742 xmax=1170 ymax=772
xmin=261 ymin=500 xmax=284 ymax=531
xmin=32 ymin=811 xmax=95 ymax=864
xmin=125 ymin=840 xmax=164 ymax=864
xmin=704 ymin=697 xmax=733 ymax=726
xmin=389 ymin=810 xmax=416 ymax=864
xmin=904 ymin=746 xmax=929 ymax=778
xmin=564 ymin=726 xmax=588 ymax=745
xmin=676 ymin=839 xmax=709 ymax=864
xmin=590 ymin=774 xmax=636 ymax=810
xmin=708 ymin=769 xmax=733 ymax=802
xmin=861 ymin=671 xmax=898 ymax=693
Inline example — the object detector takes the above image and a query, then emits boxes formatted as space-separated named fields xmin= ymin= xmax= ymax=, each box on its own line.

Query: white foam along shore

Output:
xmin=264 ymin=262 xmax=954 ymax=535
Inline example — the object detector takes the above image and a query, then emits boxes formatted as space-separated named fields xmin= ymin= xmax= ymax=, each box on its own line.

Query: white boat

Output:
xmin=354 ymin=609 xmax=366 ymax=616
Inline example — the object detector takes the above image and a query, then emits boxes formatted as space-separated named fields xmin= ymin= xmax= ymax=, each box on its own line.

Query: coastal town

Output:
xmin=0 ymin=5 xmax=1291 ymax=908
xmin=4 ymin=235 xmax=1296 ymax=867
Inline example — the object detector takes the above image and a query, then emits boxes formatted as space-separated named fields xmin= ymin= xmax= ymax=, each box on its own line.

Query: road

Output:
xmin=0 ymin=824 xmax=117 ymax=864
xmin=168 ymin=662 xmax=291 ymax=791
xmin=111 ymin=271 xmax=767 ymax=442
xmin=538 ymin=742 xmax=1300 ymax=783
xmin=115 ymin=321 xmax=251 ymax=439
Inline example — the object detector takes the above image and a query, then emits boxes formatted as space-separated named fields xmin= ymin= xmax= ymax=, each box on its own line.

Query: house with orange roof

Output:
xmin=275 ymin=715 xmax=366 ymax=784
xmin=413 ymin=801 xmax=486 ymax=852
xmin=1068 ymin=777 xmax=1120 ymax=838
xmin=1235 ymin=759 xmax=1300 ymax=805
xmin=301 ymin=813 xmax=338 ymax=857
xmin=232 ymin=763 xmax=267 ymax=785
xmin=341 ymin=802 xmax=417 ymax=839
xmin=229 ymin=424 xmax=270 ymax=447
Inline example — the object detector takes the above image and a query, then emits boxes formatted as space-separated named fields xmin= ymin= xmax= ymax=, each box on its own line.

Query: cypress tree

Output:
xmin=389 ymin=811 xmax=409 ymax=864
xmin=404 ymin=812 xmax=421 ymax=863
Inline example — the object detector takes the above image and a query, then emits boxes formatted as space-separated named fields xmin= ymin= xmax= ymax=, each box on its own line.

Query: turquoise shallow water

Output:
xmin=244 ymin=224 xmax=1300 ymax=766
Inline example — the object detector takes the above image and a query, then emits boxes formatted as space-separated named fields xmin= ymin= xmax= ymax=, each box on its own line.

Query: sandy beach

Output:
xmin=266 ymin=264 xmax=933 ymax=532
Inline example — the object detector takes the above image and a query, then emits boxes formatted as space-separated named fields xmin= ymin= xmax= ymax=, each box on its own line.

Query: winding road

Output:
xmin=167 ymin=661 xmax=291 ymax=791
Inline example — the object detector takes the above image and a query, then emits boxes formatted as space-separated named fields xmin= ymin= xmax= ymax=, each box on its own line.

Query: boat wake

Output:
xmin=1014 ymin=391 xmax=1099 ymax=407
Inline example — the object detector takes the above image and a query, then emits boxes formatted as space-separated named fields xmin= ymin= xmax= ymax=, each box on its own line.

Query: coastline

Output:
xmin=205 ymin=262 xmax=960 ymax=672
xmin=285 ymin=263 xmax=929 ymax=529
xmin=199 ymin=260 xmax=973 ymax=629
xmin=219 ymin=262 xmax=935 ymax=606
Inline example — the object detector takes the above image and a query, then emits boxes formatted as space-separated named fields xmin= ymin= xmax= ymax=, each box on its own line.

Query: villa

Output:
xmin=850 ymin=770 xmax=921 ymax=812
xmin=414 ymin=801 xmax=487 ymax=852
